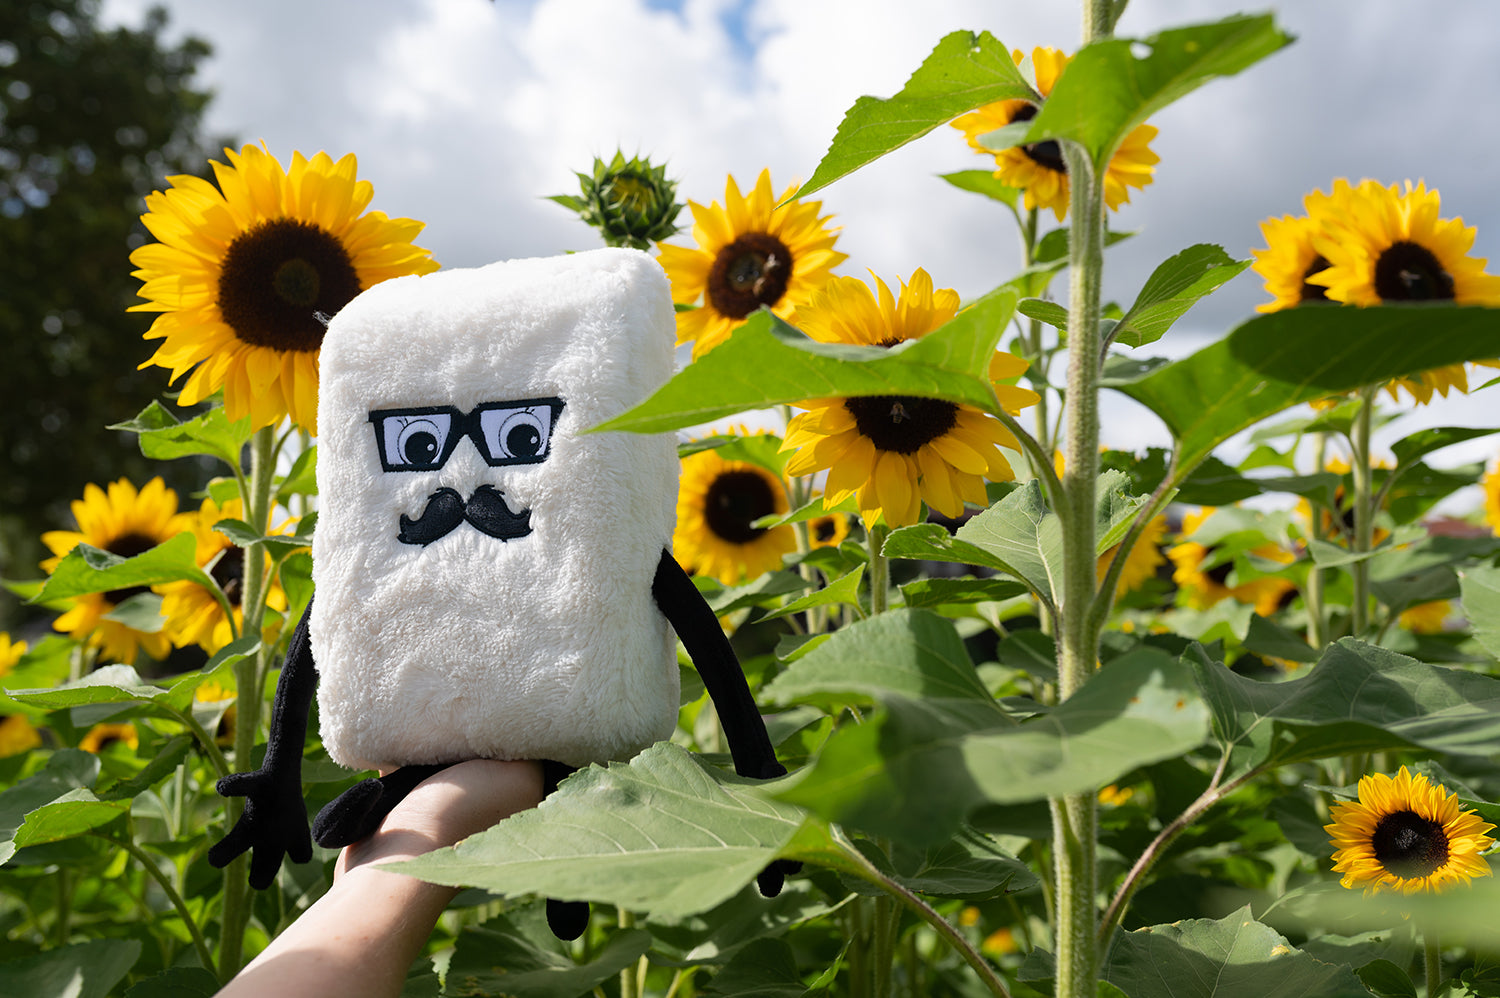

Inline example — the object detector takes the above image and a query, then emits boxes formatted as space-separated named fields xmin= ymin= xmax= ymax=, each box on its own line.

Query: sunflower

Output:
xmin=1251 ymin=187 xmax=1342 ymax=312
xmin=156 ymin=496 xmax=294 ymax=654
xmin=782 ymin=269 xmax=1038 ymax=528
xmin=41 ymin=478 xmax=191 ymax=663
xmin=950 ymin=47 xmax=1159 ymax=221
xmin=674 ymin=442 xmax=797 ymax=585
xmin=195 ymin=680 xmax=238 ymax=747
xmin=656 ymin=170 xmax=847 ymax=358
xmin=79 ymin=723 xmax=139 ymax=754
xmin=1258 ymin=179 xmax=1500 ymax=405
xmin=0 ymin=633 xmax=25 ymax=676
xmin=1294 ymin=456 xmax=1391 ymax=548
xmin=808 ymin=511 xmax=852 ymax=550
xmin=1168 ymin=508 xmax=1296 ymax=615
xmin=1099 ymin=514 xmax=1168 ymax=596
xmin=1398 ymin=600 xmax=1450 ymax=635
xmin=1326 ymin=766 xmax=1495 ymax=895
xmin=1485 ymin=460 xmax=1500 ymax=536
xmin=0 ymin=715 xmax=41 ymax=757
xmin=131 ymin=143 xmax=440 ymax=434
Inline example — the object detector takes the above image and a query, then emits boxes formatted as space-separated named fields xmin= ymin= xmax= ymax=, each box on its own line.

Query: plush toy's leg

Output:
xmin=312 ymin=762 xmax=454 ymax=849
xmin=650 ymin=549 xmax=801 ymax=896
xmin=540 ymin=760 xmax=590 ymax=941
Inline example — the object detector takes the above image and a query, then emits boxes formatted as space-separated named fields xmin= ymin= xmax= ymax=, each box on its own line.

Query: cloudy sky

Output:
xmin=100 ymin=0 xmax=1500 ymax=482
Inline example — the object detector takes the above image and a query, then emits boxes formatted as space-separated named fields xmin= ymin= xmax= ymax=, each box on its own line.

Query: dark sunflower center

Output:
xmin=1373 ymin=241 xmax=1455 ymax=301
xmin=706 ymin=232 xmax=792 ymax=320
xmin=217 ymin=218 xmax=362 ymax=352
xmin=814 ymin=518 xmax=838 ymax=544
xmin=94 ymin=733 xmax=127 ymax=752
xmin=844 ymin=396 xmax=959 ymax=455
xmin=103 ymin=532 xmax=160 ymax=606
xmin=1372 ymin=809 xmax=1449 ymax=879
xmin=1009 ymin=103 xmax=1066 ymax=175
xmin=703 ymin=470 xmax=777 ymax=545
xmin=1300 ymin=256 xmax=1331 ymax=302
xmin=211 ymin=546 xmax=246 ymax=607
xmin=1204 ymin=555 xmax=1234 ymax=588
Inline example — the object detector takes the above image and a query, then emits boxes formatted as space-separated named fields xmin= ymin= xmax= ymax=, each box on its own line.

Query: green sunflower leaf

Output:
xmin=0 ymin=939 xmax=142 ymax=998
xmin=1459 ymin=564 xmax=1500 ymax=661
xmin=767 ymin=613 xmax=1208 ymax=844
xmin=1187 ymin=639 xmax=1500 ymax=777
xmin=393 ymin=743 xmax=843 ymax=920
xmin=761 ymin=564 xmax=865 ymax=621
xmin=109 ymin=399 xmax=252 ymax=469
xmin=0 ymin=750 xmax=99 ymax=865
xmin=13 ymin=789 xmax=130 ymax=847
xmin=1018 ymin=298 xmax=1070 ymax=332
xmin=940 ymin=169 xmax=1022 ymax=210
xmin=211 ymin=517 xmax=314 ymax=554
xmin=898 ymin=576 xmax=1029 ymax=609
xmin=445 ymin=907 xmax=651 ymax=998
xmin=1023 ymin=14 xmax=1292 ymax=169
xmin=593 ymin=287 xmax=1016 ymax=434
xmin=763 ymin=609 xmax=996 ymax=710
xmin=7 ymin=663 xmax=214 ymax=717
xmin=1118 ymin=305 xmax=1500 ymax=475
xmin=883 ymin=473 xmax=1145 ymax=609
xmin=1111 ymin=244 xmax=1252 ymax=349
xmin=1101 ymin=906 xmax=1372 ymax=998
xmin=853 ymin=828 xmax=1037 ymax=901
xmin=792 ymin=31 xmax=1038 ymax=201
xmin=702 ymin=939 xmax=807 ymax=998
xmin=31 ymin=532 xmax=210 ymax=604
xmin=1389 ymin=425 xmax=1500 ymax=467
xmin=677 ymin=431 xmax=788 ymax=475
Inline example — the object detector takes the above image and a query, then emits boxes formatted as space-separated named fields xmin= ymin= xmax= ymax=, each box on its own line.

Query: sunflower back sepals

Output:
xmin=550 ymin=151 xmax=685 ymax=251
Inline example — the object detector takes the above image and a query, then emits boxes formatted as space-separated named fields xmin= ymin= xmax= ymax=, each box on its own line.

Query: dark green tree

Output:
xmin=0 ymin=0 xmax=222 ymax=616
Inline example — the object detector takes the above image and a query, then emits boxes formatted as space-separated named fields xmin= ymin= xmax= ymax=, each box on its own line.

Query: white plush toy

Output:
xmin=209 ymin=249 xmax=788 ymax=938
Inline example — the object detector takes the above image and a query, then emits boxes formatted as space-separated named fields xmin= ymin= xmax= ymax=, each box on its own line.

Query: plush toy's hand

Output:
xmin=748 ymin=761 xmax=801 ymax=898
xmin=208 ymin=767 xmax=312 ymax=889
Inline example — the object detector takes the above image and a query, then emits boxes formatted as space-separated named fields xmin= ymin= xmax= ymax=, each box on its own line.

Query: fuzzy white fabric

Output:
xmin=311 ymin=248 xmax=680 ymax=770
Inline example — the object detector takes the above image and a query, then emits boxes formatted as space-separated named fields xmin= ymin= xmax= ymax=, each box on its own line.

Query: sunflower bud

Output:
xmin=549 ymin=151 xmax=684 ymax=251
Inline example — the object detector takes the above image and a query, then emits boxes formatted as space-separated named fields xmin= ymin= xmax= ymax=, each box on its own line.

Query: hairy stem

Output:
xmin=1349 ymin=388 xmax=1376 ymax=635
xmin=1052 ymin=66 xmax=1109 ymax=998
xmin=219 ymin=424 xmax=277 ymax=979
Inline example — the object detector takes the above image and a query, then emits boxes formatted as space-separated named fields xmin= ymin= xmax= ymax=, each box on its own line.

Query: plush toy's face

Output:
xmin=311 ymin=248 xmax=680 ymax=772
xmin=369 ymin=397 xmax=564 ymax=544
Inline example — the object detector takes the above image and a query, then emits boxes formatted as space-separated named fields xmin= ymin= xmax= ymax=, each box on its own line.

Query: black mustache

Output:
xmin=397 ymin=486 xmax=532 ymax=546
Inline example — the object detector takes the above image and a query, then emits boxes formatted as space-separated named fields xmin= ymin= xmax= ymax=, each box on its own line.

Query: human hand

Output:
xmin=336 ymin=758 xmax=545 ymax=876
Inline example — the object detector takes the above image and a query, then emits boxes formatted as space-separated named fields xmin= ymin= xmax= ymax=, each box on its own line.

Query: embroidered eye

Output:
xmin=478 ymin=406 xmax=554 ymax=462
xmin=381 ymin=413 xmax=452 ymax=468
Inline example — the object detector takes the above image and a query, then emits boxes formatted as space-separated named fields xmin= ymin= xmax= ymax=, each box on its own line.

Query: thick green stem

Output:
xmin=1424 ymin=932 xmax=1441 ymax=997
xmin=1306 ymin=432 xmax=1330 ymax=649
xmin=219 ymin=425 xmax=277 ymax=979
xmin=1051 ymin=1 xmax=1111 ymax=987
xmin=620 ymin=909 xmax=640 ymax=998
xmin=1350 ymin=389 xmax=1376 ymax=635
xmin=868 ymin=523 xmax=890 ymax=616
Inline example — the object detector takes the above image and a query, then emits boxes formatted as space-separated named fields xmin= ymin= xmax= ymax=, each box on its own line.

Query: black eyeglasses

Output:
xmin=368 ymin=397 xmax=566 ymax=472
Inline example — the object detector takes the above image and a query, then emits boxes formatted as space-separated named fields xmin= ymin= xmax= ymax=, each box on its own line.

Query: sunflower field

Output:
xmin=5 ymin=5 xmax=1500 ymax=998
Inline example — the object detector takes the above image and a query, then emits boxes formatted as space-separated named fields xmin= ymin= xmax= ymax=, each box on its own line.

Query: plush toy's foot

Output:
xmin=547 ymin=898 xmax=590 ymax=940
xmin=313 ymin=763 xmax=453 ymax=848
xmin=757 ymin=859 xmax=802 ymax=898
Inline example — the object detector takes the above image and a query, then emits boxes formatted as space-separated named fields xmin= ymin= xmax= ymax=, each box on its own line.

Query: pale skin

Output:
xmin=217 ymin=759 xmax=545 ymax=998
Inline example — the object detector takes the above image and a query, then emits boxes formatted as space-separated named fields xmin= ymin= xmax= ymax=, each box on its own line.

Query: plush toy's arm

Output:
xmin=651 ymin=549 xmax=785 ymax=781
xmin=651 ymin=549 xmax=798 ymax=896
xmin=207 ymin=596 xmax=317 ymax=889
